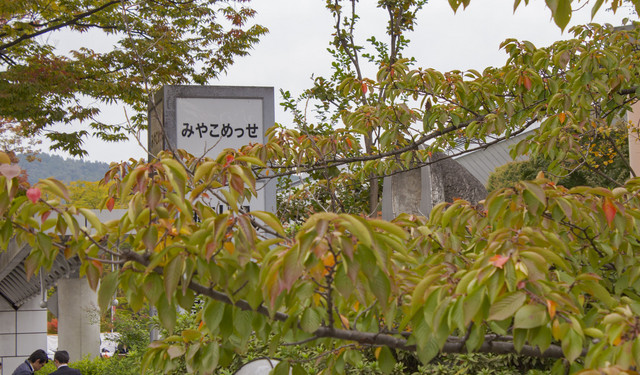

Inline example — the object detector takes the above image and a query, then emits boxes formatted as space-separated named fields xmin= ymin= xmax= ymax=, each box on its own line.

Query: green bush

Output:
xmin=38 ymin=356 xmax=109 ymax=375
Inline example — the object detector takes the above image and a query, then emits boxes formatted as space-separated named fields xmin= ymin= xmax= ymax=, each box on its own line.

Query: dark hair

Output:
xmin=54 ymin=350 xmax=70 ymax=364
xmin=28 ymin=349 xmax=48 ymax=364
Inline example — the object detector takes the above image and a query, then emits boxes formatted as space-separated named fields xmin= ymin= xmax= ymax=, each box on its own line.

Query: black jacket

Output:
xmin=49 ymin=365 xmax=82 ymax=375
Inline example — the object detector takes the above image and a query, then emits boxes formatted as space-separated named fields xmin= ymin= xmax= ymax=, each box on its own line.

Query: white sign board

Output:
xmin=176 ymin=98 xmax=263 ymax=157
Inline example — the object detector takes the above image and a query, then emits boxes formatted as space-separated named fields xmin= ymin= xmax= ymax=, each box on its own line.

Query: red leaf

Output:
xmin=523 ymin=75 xmax=532 ymax=90
xmin=205 ymin=242 xmax=216 ymax=260
xmin=224 ymin=154 xmax=234 ymax=167
xmin=106 ymin=197 xmax=115 ymax=212
xmin=26 ymin=187 xmax=41 ymax=203
xmin=230 ymin=174 xmax=245 ymax=195
xmin=490 ymin=254 xmax=509 ymax=269
xmin=603 ymin=198 xmax=617 ymax=226
xmin=41 ymin=211 xmax=51 ymax=223
xmin=361 ymin=82 xmax=368 ymax=94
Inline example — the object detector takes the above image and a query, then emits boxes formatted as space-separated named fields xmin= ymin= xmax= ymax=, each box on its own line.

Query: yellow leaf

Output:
xmin=339 ymin=314 xmax=350 ymax=329
xmin=0 ymin=152 xmax=11 ymax=164
xmin=224 ymin=241 xmax=235 ymax=255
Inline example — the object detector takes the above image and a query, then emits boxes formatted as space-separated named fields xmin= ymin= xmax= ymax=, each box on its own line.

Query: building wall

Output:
xmin=0 ymin=295 xmax=47 ymax=374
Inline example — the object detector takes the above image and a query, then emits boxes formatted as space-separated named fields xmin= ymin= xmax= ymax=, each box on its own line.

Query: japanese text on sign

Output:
xmin=176 ymin=98 xmax=263 ymax=158
xmin=181 ymin=123 xmax=259 ymax=139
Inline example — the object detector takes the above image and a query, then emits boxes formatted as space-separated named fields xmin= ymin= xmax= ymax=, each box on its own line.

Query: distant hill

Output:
xmin=18 ymin=153 xmax=110 ymax=184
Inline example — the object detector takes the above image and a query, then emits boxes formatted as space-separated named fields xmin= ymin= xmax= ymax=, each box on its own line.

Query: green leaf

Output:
xmin=236 ymin=155 xmax=267 ymax=167
xmin=377 ymin=346 xmax=396 ymax=374
xmin=546 ymin=0 xmax=571 ymax=30
xmin=200 ymin=342 xmax=219 ymax=371
xmin=78 ymin=208 xmax=105 ymax=235
xmin=251 ymin=210 xmax=286 ymax=237
xmin=234 ymin=310 xmax=253 ymax=339
xmin=273 ymin=361 xmax=290 ymax=375
xmin=463 ymin=285 xmax=485 ymax=325
xmin=300 ymin=307 xmax=322 ymax=333
xmin=417 ymin=337 xmax=441 ymax=364
xmin=590 ymin=0 xmax=604 ymax=19
xmin=203 ymin=300 xmax=225 ymax=334
xmin=143 ymin=226 xmax=158 ymax=251
xmin=85 ymin=261 xmax=101 ymax=291
xmin=339 ymin=214 xmax=372 ymax=248
xmin=143 ymin=273 xmax=164 ymax=306
xmin=514 ymin=304 xmax=548 ymax=329
xmin=578 ymin=280 xmax=616 ymax=309
xmin=163 ymin=255 xmax=184 ymax=301
xmin=98 ymin=271 xmax=119 ymax=314
xmin=40 ymin=178 xmax=70 ymax=200
xmin=156 ymin=293 xmax=177 ymax=333
xmin=369 ymin=219 xmax=408 ymax=239
xmin=561 ymin=329 xmax=583 ymax=363
xmin=369 ymin=268 xmax=391 ymax=309
xmin=488 ymin=292 xmax=526 ymax=321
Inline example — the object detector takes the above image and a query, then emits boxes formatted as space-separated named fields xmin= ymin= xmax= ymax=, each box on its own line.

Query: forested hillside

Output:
xmin=18 ymin=153 xmax=109 ymax=184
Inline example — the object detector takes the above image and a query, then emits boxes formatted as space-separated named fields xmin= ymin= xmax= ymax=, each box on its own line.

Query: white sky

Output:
xmin=37 ymin=0 xmax=633 ymax=163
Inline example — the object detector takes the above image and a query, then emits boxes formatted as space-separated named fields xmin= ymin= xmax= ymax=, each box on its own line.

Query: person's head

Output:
xmin=27 ymin=349 xmax=48 ymax=371
xmin=53 ymin=350 xmax=70 ymax=367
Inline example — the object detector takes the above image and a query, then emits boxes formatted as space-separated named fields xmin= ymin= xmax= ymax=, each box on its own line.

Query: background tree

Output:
xmin=1 ymin=1 xmax=640 ymax=375
xmin=488 ymin=127 xmax=632 ymax=191
xmin=0 ymin=0 xmax=266 ymax=156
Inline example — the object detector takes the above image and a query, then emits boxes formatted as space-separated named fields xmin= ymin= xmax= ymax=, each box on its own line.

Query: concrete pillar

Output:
xmin=0 ymin=296 xmax=47 ymax=374
xmin=382 ymin=153 xmax=487 ymax=220
xmin=628 ymin=101 xmax=640 ymax=176
xmin=382 ymin=165 xmax=433 ymax=220
xmin=57 ymin=277 xmax=100 ymax=361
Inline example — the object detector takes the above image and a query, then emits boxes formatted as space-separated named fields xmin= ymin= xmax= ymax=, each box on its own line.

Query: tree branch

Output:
xmin=0 ymin=0 xmax=121 ymax=52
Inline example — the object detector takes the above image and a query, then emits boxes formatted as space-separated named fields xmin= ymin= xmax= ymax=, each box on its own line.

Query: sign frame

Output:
xmin=148 ymin=85 xmax=276 ymax=213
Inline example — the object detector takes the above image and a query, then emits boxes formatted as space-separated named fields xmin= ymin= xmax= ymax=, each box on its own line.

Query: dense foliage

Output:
xmin=487 ymin=128 xmax=631 ymax=192
xmin=0 ymin=0 xmax=266 ymax=156
xmin=1 ymin=1 xmax=640 ymax=375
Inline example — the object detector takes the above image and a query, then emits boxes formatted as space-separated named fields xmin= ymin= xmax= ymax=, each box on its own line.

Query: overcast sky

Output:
xmin=38 ymin=0 xmax=633 ymax=163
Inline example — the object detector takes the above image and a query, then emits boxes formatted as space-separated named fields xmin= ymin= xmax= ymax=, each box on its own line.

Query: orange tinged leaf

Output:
xmin=613 ymin=333 xmax=622 ymax=346
xmin=339 ymin=314 xmax=350 ymax=329
xmin=323 ymin=253 xmax=335 ymax=268
xmin=490 ymin=254 xmax=509 ymax=269
xmin=558 ymin=112 xmax=566 ymax=124
xmin=546 ymin=299 xmax=557 ymax=320
xmin=41 ymin=211 xmax=51 ymax=223
xmin=603 ymin=198 xmax=617 ymax=226
xmin=92 ymin=259 xmax=103 ymax=272
xmin=361 ymin=82 xmax=368 ymax=94
xmin=224 ymin=241 xmax=235 ymax=255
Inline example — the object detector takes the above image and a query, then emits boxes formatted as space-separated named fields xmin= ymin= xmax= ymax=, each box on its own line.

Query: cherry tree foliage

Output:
xmin=1 ymin=0 xmax=640 ymax=374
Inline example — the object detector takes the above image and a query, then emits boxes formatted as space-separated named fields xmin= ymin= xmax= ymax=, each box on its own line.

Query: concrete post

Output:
xmin=57 ymin=277 xmax=100 ymax=361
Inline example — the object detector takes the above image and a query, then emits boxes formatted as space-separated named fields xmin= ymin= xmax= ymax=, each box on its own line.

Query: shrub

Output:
xmin=47 ymin=318 xmax=58 ymax=334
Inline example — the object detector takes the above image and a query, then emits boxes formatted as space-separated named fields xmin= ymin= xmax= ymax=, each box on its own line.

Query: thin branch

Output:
xmin=0 ymin=0 xmax=121 ymax=52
